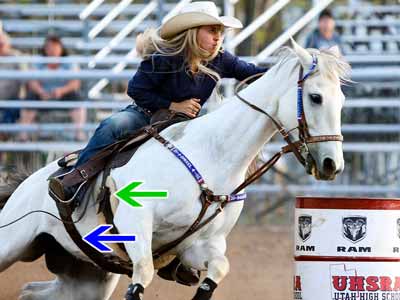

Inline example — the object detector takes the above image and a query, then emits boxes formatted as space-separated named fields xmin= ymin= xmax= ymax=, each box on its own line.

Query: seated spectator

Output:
xmin=0 ymin=30 xmax=26 ymax=125
xmin=305 ymin=9 xmax=342 ymax=52
xmin=18 ymin=35 xmax=86 ymax=141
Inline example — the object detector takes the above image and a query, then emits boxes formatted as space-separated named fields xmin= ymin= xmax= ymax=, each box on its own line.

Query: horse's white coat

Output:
xmin=0 ymin=41 xmax=349 ymax=300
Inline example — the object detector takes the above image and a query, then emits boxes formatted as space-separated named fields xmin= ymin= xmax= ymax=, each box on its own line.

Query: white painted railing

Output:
xmin=0 ymin=142 xmax=400 ymax=153
xmin=255 ymin=0 xmax=334 ymax=62
xmin=88 ymin=0 xmax=158 ymax=68
xmin=3 ymin=54 xmax=400 ymax=65
xmin=86 ymin=0 xmax=193 ymax=98
xmin=79 ymin=0 xmax=105 ymax=20
xmin=88 ymin=0 xmax=135 ymax=40
xmin=223 ymin=0 xmax=333 ymax=61
xmin=227 ymin=0 xmax=291 ymax=51
xmin=2 ymin=67 xmax=400 ymax=81
xmin=1 ymin=98 xmax=400 ymax=109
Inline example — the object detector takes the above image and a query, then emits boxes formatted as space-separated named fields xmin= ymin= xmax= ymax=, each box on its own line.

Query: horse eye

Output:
xmin=309 ymin=93 xmax=322 ymax=105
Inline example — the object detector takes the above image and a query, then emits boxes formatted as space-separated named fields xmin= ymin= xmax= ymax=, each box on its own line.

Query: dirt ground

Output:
xmin=0 ymin=225 xmax=293 ymax=300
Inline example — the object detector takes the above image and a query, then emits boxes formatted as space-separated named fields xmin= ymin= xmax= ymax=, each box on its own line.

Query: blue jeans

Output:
xmin=75 ymin=104 xmax=151 ymax=167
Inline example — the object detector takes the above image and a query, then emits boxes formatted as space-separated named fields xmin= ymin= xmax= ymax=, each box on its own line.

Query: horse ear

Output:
xmin=328 ymin=45 xmax=341 ymax=57
xmin=290 ymin=37 xmax=313 ymax=68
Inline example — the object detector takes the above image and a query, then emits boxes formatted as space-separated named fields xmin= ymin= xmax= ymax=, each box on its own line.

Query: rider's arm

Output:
xmin=218 ymin=50 xmax=268 ymax=81
xmin=127 ymin=57 xmax=171 ymax=112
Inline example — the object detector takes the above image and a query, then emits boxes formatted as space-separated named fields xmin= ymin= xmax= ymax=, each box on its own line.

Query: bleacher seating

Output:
xmin=0 ymin=3 xmax=158 ymax=56
xmin=0 ymin=3 xmax=167 ymax=17
xmin=334 ymin=4 xmax=400 ymax=55
xmin=10 ymin=37 xmax=137 ymax=52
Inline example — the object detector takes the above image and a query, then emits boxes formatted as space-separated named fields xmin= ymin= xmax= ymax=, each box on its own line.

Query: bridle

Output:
xmin=234 ymin=55 xmax=343 ymax=173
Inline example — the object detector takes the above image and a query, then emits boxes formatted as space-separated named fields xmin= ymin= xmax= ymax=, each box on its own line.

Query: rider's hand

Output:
xmin=169 ymin=98 xmax=201 ymax=118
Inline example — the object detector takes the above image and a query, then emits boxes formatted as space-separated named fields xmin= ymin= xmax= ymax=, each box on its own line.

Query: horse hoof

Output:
xmin=125 ymin=283 xmax=144 ymax=300
xmin=192 ymin=278 xmax=218 ymax=300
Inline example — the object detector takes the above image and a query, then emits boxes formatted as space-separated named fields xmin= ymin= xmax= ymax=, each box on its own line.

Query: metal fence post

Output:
xmin=224 ymin=0 xmax=238 ymax=98
xmin=157 ymin=0 xmax=165 ymax=26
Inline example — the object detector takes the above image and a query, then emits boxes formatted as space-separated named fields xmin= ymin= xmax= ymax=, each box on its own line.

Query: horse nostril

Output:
xmin=323 ymin=157 xmax=336 ymax=175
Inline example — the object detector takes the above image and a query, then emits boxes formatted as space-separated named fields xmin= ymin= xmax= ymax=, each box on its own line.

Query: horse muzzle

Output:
xmin=305 ymin=153 xmax=341 ymax=181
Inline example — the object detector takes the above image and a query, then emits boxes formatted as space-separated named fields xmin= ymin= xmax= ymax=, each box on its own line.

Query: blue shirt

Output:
xmin=33 ymin=62 xmax=78 ymax=93
xmin=305 ymin=29 xmax=342 ymax=51
xmin=127 ymin=50 xmax=268 ymax=113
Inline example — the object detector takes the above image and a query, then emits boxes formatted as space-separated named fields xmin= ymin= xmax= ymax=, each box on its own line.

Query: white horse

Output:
xmin=0 ymin=41 xmax=350 ymax=300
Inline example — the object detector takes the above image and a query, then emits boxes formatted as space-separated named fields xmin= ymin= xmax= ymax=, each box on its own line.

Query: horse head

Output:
xmin=274 ymin=39 xmax=351 ymax=180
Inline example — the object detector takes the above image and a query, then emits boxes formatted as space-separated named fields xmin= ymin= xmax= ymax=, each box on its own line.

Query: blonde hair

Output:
xmin=136 ymin=27 xmax=222 ymax=81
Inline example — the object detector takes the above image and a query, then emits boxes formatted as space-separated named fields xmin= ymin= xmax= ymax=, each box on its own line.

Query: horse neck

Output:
xmin=202 ymin=69 xmax=289 ymax=176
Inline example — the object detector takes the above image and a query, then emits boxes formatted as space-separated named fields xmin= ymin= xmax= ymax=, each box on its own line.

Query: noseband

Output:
xmin=235 ymin=55 xmax=343 ymax=168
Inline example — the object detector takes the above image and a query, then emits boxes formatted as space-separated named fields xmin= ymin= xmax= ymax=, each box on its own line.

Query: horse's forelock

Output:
xmin=314 ymin=48 xmax=352 ymax=84
xmin=273 ymin=46 xmax=351 ymax=85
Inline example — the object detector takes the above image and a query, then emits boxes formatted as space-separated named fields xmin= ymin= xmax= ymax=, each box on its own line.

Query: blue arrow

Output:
xmin=83 ymin=224 xmax=136 ymax=253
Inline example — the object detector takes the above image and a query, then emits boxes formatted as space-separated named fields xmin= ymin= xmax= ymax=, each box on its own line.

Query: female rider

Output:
xmin=49 ymin=1 xmax=268 ymax=286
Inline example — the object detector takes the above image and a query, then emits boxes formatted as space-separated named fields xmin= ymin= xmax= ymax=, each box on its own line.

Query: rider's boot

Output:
xmin=48 ymin=170 xmax=87 ymax=211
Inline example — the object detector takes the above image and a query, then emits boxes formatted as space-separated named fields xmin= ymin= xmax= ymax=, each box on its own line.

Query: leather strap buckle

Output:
xmin=80 ymin=169 xmax=89 ymax=179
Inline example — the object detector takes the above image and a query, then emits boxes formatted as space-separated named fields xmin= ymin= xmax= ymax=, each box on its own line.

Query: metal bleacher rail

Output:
xmin=1 ymin=0 xmax=400 ymax=197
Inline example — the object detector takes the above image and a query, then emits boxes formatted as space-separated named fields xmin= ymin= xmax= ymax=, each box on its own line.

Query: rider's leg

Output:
xmin=49 ymin=104 xmax=151 ymax=202
xmin=76 ymin=104 xmax=151 ymax=167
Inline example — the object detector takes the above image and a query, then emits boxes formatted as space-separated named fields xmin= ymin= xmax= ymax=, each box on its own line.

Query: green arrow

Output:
xmin=114 ymin=181 xmax=168 ymax=208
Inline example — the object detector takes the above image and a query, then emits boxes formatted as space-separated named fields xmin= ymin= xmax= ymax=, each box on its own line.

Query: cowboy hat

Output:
xmin=160 ymin=1 xmax=243 ymax=40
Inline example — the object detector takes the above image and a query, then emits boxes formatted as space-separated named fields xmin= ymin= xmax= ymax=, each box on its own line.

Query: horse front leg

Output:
xmin=180 ymin=236 xmax=230 ymax=300
xmin=115 ymin=209 xmax=154 ymax=300
xmin=124 ymin=253 xmax=154 ymax=300
xmin=192 ymin=255 xmax=229 ymax=300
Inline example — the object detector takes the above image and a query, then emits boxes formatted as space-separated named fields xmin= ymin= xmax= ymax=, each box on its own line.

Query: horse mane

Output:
xmin=0 ymin=163 xmax=33 ymax=209
xmin=273 ymin=46 xmax=351 ymax=85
